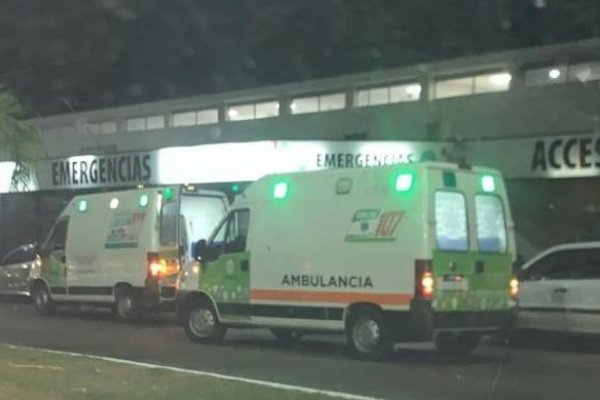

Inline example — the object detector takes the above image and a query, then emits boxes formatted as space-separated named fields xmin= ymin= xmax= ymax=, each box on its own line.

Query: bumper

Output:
xmin=388 ymin=299 xmax=516 ymax=341
xmin=140 ymin=280 xmax=177 ymax=310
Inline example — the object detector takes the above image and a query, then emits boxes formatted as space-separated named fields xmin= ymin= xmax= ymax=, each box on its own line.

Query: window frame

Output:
xmin=434 ymin=189 xmax=470 ymax=252
xmin=474 ymin=193 xmax=508 ymax=254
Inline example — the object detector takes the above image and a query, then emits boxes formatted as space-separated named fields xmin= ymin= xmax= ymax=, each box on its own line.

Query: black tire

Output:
xmin=114 ymin=287 xmax=139 ymax=321
xmin=182 ymin=298 xmax=226 ymax=343
xmin=32 ymin=283 xmax=56 ymax=316
xmin=435 ymin=332 xmax=480 ymax=356
xmin=346 ymin=306 xmax=393 ymax=360
xmin=271 ymin=329 xmax=303 ymax=345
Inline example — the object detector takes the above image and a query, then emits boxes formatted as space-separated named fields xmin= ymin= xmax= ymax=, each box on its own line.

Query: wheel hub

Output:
xmin=189 ymin=308 xmax=215 ymax=337
xmin=353 ymin=318 xmax=381 ymax=353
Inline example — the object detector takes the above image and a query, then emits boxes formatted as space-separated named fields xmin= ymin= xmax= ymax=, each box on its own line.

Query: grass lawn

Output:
xmin=0 ymin=345 xmax=339 ymax=400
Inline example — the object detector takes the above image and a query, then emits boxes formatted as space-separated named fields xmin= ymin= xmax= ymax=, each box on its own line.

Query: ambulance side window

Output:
xmin=224 ymin=209 xmax=250 ymax=254
xmin=44 ymin=219 xmax=69 ymax=253
xmin=435 ymin=191 xmax=468 ymax=251
xmin=475 ymin=195 xmax=507 ymax=253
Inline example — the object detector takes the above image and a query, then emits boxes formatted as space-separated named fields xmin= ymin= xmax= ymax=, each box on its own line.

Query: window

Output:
xmin=126 ymin=117 xmax=146 ymax=132
xmin=173 ymin=109 xmax=219 ymax=127
xmin=2 ymin=247 xmax=34 ymax=265
xmin=85 ymin=121 xmax=117 ymax=135
xmin=434 ymin=72 xmax=511 ymax=99
xmin=146 ymin=115 xmax=165 ymax=130
xmin=290 ymin=96 xmax=319 ymax=114
xmin=522 ymin=250 xmax=585 ymax=281
xmin=525 ymin=66 xmax=567 ymax=86
xmin=44 ymin=219 xmax=69 ymax=252
xmin=569 ymin=62 xmax=600 ymax=82
xmin=475 ymin=195 xmax=507 ymax=252
xmin=474 ymin=73 xmax=512 ymax=93
xmin=227 ymin=101 xmax=279 ymax=121
xmin=290 ymin=92 xmax=346 ymax=114
xmin=435 ymin=77 xmax=473 ymax=99
xmin=224 ymin=209 xmax=250 ymax=254
xmin=319 ymin=93 xmax=345 ymax=111
xmin=126 ymin=115 xmax=166 ymax=132
xmin=435 ymin=191 xmax=468 ymax=251
xmin=160 ymin=202 xmax=178 ymax=246
xmin=356 ymin=83 xmax=421 ymax=107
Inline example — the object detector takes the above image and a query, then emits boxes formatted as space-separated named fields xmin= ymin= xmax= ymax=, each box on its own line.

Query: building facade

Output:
xmin=3 ymin=38 xmax=600 ymax=257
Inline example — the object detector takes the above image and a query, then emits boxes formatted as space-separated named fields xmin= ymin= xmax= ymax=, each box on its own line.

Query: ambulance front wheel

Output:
xmin=183 ymin=299 xmax=226 ymax=343
xmin=346 ymin=306 xmax=393 ymax=360
xmin=434 ymin=331 xmax=480 ymax=356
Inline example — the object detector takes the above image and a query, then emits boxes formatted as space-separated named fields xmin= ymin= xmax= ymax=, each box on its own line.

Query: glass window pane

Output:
xmin=291 ymin=96 xmax=319 ymax=114
xmin=474 ymin=73 xmax=511 ymax=93
xmin=126 ymin=117 xmax=146 ymax=132
xmin=255 ymin=101 xmax=279 ymax=119
xmin=475 ymin=195 xmax=507 ymax=252
xmin=224 ymin=210 xmax=250 ymax=254
xmin=319 ymin=93 xmax=345 ymax=111
xmin=435 ymin=191 xmax=468 ymax=251
xmin=146 ymin=115 xmax=165 ymax=130
xmin=228 ymin=104 xmax=254 ymax=121
xmin=173 ymin=111 xmax=196 ymax=127
xmin=355 ymin=90 xmax=369 ymax=107
xmin=100 ymin=121 xmax=117 ymax=134
xmin=160 ymin=202 xmax=178 ymax=246
xmin=369 ymin=87 xmax=389 ymax=106
xmin=197 ymin=109 xmax=219 ymax=125
xmin=525 ymin=66 xmax=567 ymax=86
xmin=435 ymin=77 xmax=473 ymax=99
xmin=390 ymin=83 xmax=422 ymax=102
xmin=569 ymin=62 xmax=600 ymax=82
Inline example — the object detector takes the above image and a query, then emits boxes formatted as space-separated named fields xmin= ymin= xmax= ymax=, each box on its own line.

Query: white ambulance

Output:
xmin=177 ymin=162 xmax=518 ymax=359
xmin=30 ymin=186 xmax=228 ymax=319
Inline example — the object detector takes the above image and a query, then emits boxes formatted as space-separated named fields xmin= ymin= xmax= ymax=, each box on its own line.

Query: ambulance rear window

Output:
xmin=435 ymin=191 xmax=468 ymax=251
xmin=475 ymin=194 xmax=507 ymax=253
xmin=160 ymin=202 xmax=178 ymax=246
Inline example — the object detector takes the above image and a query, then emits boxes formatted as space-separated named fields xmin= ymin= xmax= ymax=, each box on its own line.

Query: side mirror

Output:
xmin=193 ymin=239 xmax=208 ymax=261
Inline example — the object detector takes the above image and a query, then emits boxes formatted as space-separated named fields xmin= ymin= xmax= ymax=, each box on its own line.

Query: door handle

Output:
xmin=554 ymin=287 xmax=568 ymax=293
xmin=241 ymin=260 xmax=249 ymax=272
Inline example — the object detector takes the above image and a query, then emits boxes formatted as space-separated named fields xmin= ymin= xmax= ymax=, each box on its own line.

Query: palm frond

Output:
xmin=0 ymin=87 xmax=41 ymax=191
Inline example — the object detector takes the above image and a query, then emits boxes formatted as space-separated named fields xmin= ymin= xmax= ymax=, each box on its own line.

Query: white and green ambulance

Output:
xmin=177 ymin=162 xmax=518 ymax=359
xmin=29 ymin=186 xmax=228 ymax=319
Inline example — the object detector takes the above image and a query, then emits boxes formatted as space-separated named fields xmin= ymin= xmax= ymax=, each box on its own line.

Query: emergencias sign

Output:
xmin=24 ymin=140 xmax=446 ymax=192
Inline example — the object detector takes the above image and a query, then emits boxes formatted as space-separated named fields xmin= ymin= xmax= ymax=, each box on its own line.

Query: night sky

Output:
xmin=1 ymin=0 xmax=599 ymax=116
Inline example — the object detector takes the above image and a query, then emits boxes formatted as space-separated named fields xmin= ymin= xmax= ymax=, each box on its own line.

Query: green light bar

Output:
xmin=139 ymin=194 xmax=149 ymax=208
xmin=481 ymin=175 xmax=496 ymax=192
xmin=395 ymin=173 xmax=413 ymax=192
xmin=78 ymin=200 xmax=88 ymax=212
xmin=164 ymin=187 xmax=174 ymax=201
xmin=273 ymin=182 xmax=288 ymax=199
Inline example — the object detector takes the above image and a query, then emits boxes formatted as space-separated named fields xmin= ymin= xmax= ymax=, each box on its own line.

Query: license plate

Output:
xmin=439 ymin=276 xmax=468 ymax=291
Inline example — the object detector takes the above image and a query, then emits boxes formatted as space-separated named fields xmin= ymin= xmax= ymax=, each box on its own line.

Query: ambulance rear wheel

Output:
xmin=32 ymin=283 xmax=56 ymax=316
xmin=114 ymin=288 xmax=139 ymax=321
xmin=346 ymin=306 xmax=393 ymax=360
xmin=271 ymin=329 xmax=303 ymax=345
xmin=184 ymin=299 xmax=226 ymax=343
xmin=435 ymin=332 xmax=480 ymax=356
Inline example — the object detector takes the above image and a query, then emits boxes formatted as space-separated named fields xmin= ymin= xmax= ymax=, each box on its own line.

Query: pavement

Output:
xmin=0 ymin=299 xmax=598 ymax=400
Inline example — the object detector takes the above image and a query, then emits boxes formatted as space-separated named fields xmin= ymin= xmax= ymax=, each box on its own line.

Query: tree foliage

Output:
xmin=0 ymin=87 xmax=40 ymax=191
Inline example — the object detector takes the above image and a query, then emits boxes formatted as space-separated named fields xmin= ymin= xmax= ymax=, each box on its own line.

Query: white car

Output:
xmin=516 ymin=242 xmax=600 ymax=334
xmin=0 ymin=244 xmax=39 ymax=296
